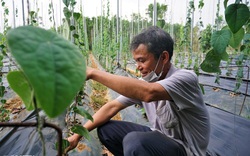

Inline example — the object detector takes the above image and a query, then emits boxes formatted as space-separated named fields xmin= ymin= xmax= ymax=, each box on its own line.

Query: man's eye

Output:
xmin=138 ymin=59 xmax=144 ymax=63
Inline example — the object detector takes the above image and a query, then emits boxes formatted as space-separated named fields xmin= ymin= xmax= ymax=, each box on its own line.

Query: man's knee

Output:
xmin=97 ymin=121 xmax=113 ymax=136
xmin=97 ymin=122 xmax=111 ymax=142
xmin=123 ymin=132 xmax=147 ymax=156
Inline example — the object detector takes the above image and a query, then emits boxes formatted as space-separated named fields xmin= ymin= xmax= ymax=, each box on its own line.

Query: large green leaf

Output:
xmin=6 ymin=26 xmax=86 ymax=118
xmin=7 ymin=71 xmax=33 ymax=110
xmin=229 ymin=28 xmax=244 ymax=48
xmin=211 ymin=29 xmax=231 ymax=54
xmin=225 ymin=3 xmax=250 ymax=33
xmin=200 ymin=49 xmax=221 ymax=73
xmin=71 ymin=125 xmax=90 ymax=140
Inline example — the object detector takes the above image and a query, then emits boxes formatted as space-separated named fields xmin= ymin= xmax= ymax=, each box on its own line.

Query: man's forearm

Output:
xmin=83 ymin=100 xmax=124 ymax=131
xmin=88 ymin=68 xmax=149 ymax=101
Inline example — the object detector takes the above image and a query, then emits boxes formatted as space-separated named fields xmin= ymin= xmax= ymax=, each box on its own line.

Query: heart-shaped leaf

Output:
xmin=7 ymin=71 xmax=34 ymax=110
xmin=73 ymin=12 xmax=81 ymax=21
xmin=211 ymin=29 xmax=231 ymax=54
xmin=225 ymin=3 xmax=250 ymax=33
xmin=63 ymin=7 xmax=71 ymax=19
xmin=200 ymin=49 xmax=221 ymax=73
xmin=7 ymin=26 xmax=86 ymax=118
xmin=229 ymin=28 xmax=244 ymax=48
xmin=62 ymin=0 xmax=70 ymax=7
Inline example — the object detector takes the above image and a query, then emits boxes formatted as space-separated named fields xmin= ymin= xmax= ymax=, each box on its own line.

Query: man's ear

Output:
xmin=162 ymin=51 xmax=169 ymax=63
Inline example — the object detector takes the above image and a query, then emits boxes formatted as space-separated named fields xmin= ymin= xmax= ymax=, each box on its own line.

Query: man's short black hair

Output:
xmin=130 ymin=26 xmax=174 ymax=60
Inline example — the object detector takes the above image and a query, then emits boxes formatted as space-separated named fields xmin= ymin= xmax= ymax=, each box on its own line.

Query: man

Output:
xmin=67 ymin=26 xmax=210 ymax=156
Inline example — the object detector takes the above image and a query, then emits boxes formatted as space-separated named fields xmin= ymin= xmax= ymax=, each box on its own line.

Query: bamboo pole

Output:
xmin=12 ymin=0 xmax=16 ymax=28
xmin=22 ymin=0 xmax=25 ymax=25
xmin=116 ymin=0 xmax=120 ymax=65
xmin=119 ymin=0 xmax=123 ymax=67
xmin=153 ymin=0 xmax=157 ymax=26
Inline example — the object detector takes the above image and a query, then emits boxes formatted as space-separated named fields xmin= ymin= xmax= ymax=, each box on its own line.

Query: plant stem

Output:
xmin=33 ymin=97 xmax=46 ymax=156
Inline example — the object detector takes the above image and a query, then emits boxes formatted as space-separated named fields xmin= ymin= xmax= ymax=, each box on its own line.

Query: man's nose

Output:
xmin=135 ymin=63 xmax=141 ymax=70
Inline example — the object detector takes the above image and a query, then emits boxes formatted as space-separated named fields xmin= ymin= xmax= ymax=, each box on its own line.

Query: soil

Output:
xmin=2 ymin=96 xmax=24 ymax=122
xmin=4 ymin=96 xmax=24 ymax=113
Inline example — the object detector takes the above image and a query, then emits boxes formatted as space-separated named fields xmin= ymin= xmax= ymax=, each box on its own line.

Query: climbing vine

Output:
xmin=200 ymin=0 xmax=249 ymax=91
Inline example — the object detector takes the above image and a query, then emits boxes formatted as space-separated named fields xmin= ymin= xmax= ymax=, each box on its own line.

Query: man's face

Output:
xmin=132 ymin=44 xmax=161 ymax=77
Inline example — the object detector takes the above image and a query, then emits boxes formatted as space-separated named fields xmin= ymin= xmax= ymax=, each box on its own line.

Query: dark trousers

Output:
xmin=97 ymin=120 xmax=187 ymax=156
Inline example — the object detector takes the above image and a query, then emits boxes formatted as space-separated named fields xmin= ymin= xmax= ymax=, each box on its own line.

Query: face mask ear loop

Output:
xmin=160 ymin=63 xmax=165 ymax=72
xmin=153 ymin=56 xmax=161 ymax=72
xmin=154 ymin=54 xmax=165 ymax=76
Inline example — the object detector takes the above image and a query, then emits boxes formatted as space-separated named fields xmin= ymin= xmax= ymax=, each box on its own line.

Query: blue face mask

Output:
xmin=141 ymin=56 xmax=164 ymax=82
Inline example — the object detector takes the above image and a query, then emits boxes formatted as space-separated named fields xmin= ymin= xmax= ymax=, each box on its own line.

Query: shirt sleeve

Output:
xmin=116 ymin=95 xmax=142 ymax=107
xmin=157 ymin=69 xmax=204 ymax=110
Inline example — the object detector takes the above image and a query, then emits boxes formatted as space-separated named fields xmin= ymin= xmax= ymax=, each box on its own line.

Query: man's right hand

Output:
xmin=65 ymin=133 xmax=83 ymax=153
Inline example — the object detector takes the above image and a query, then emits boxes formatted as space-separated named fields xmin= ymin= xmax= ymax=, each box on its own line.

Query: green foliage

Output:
xmin=198 ymin=0 xmax=204 ymax=9
xmin=198 ymin=0 xmax=204 ymax=27
xmin=73 ymin=106 xmax=93 ymax=122
xmin=0 ymin=1 xmax=8 ymax=120
xmin=229 ymin=27 xmax=244 ymax=48
xmin=63 ymin=0 xmax=76 ymax=8
xmin=29 ymin=11 xmax=38 ymax=26
xmin=0 ymin=85 xmax=5 ymax=97
xmin=146 ymin=3 xmax=167 ymax=27
xmin=55 ymin=139 xmax=70 ymax=154
xmin=200 ymin=1 xmax=249 ymax=73
xmin=71 ymin=125 xmax=90 ymax=140
xmin=201 ymin=49 xmax=222 ymax=73
xmin=0 ymin=105 xmax=9 ymax=122
xmin=6 ymin=26 xmax=86 ymax=118
xmin=199 ymin=84 xmax=205 ymax=94
xmin=186 ymin=0 xmax=195 ymax=28
xmin=200 ymin=24 xmax=212 ymax=52
xmin=7 ymin=71 xmax=33 ymax=110
xmin=63 ymin=7 xmax=71 ymax=19
xmin=225 ymin=3 xmax=249 ymax=33
xmin=211 ymin=29 xmax=231 ymax=55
